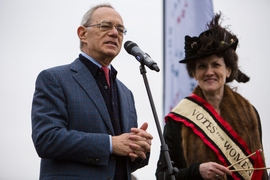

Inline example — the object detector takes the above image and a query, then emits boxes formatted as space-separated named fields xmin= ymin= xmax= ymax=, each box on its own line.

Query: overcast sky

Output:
xmin=0 ymin=0 xmax=269 ymax=179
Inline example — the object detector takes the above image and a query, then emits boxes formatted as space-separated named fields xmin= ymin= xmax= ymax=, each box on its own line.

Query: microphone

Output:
xmin=124 ymin=40 xmax=160 ymax=72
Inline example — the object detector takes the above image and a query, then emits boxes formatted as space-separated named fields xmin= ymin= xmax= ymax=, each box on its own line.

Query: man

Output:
xmin=31 ymin=3 xmax=153 ymax=180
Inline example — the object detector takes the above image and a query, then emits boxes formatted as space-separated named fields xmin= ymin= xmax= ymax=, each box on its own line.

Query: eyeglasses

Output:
xmin=85 ymin=20 xmax=127 ymax=35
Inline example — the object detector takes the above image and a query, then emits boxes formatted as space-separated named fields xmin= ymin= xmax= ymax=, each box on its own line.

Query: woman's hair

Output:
xmin=185 ymin=49 xmax=250 ymax=83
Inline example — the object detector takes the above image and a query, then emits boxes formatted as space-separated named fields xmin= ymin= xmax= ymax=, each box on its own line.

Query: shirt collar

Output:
xmin=81 ymin=52 xmax=111 ymax=70
xmin=79 ymin=53 xmax=117 ymax=80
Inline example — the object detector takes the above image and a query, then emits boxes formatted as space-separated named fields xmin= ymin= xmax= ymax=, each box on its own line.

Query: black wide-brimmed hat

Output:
xmin=180 ymin=13 xmax=238 ymax=63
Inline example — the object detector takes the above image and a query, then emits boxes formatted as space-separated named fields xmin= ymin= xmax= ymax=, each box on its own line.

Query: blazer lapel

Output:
xmin=70 ymin=59 xmax=114 ymax=133
xmin=116 ymin=80 xmax=137 ymax=133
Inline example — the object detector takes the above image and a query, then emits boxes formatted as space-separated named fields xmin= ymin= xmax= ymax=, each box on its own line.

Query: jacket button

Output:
xmin=87 ymin=157 xmax=93 ymax=163
xmin=107 ymin=130 xmax=112 ymax=135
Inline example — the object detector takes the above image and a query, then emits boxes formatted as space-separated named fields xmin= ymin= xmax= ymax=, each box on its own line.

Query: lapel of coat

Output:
xmin=116 ymin=79 xmax=134 ymax=133
xmin=70 ymin=59 xmax=114 ymax=134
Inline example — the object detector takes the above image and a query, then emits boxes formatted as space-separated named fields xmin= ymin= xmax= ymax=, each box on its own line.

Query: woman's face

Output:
xmin=193 ymin=54 xmax=231 ymax=95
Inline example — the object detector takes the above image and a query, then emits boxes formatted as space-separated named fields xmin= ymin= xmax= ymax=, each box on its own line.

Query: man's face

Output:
xmin=79 ymin=7 xmax=125 ymax=65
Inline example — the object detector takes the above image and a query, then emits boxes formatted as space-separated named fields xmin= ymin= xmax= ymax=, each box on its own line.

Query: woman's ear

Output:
xmin=193 ymin=72 xmax=197 ymax=81
xmin=226 ymin=67 xmax=232 ymax=78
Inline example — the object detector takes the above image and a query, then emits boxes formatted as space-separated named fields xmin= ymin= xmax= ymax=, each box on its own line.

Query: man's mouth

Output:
xmin=105 ymin=41 xmax=117 ymax=46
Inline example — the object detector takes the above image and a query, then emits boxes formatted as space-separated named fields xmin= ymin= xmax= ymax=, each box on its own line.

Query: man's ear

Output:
xmin=77 ymin=26 xmax=87 ymax=43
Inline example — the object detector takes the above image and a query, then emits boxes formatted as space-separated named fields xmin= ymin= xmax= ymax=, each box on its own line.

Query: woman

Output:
xmin=156 ymin=13 xmax=268 ymax=180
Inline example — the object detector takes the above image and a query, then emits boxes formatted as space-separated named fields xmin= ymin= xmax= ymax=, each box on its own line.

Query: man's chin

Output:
xmin=104 ymin=50 xmax=119 ymax=58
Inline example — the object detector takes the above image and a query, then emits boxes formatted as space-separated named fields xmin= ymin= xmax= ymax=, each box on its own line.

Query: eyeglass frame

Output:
xmin=85 ymin=20 xmax=127 ymax=35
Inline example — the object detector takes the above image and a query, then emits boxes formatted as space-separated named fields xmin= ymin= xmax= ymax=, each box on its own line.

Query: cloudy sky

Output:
xmin=0 ymin=0 xmax=269 ymax=179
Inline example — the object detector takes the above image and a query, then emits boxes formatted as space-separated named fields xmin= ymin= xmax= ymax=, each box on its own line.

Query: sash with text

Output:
xmin=166 ymin=94 xmax=263 ymax=180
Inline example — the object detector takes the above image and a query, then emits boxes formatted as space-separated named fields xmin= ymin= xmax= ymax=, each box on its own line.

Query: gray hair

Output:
xmin=80 ymin=3 xmax=114 ymax=26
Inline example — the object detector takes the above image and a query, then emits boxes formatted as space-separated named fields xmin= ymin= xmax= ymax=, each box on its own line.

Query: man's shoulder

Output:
xmin=36 ymin=58 xmax=82 ymax=80
xmin=42 ymin=58 xmax=81 ymax=73
xmin=46 ymin=63 xmax=70 ymax=71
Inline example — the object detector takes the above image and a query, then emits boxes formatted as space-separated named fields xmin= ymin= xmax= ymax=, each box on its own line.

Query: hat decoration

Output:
xmin=180 ymin=13 xmax=238 ymax=63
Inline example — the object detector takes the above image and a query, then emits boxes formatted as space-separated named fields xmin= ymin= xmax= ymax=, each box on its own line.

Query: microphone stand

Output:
xmin=139 ymin=64 xmax=178 ymax=180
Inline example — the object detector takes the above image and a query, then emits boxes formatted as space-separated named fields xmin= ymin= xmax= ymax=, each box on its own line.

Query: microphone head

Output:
xmin=124 ymin=40 xmax=138 ymax=54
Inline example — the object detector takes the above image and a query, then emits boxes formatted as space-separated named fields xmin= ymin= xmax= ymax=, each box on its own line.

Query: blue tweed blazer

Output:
xmin=31 ymin=58 xmax=148 ymax=180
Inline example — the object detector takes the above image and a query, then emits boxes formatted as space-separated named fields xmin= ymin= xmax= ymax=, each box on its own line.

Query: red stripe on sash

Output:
xmin=251 ymin=150 xmax=264 ymax=180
